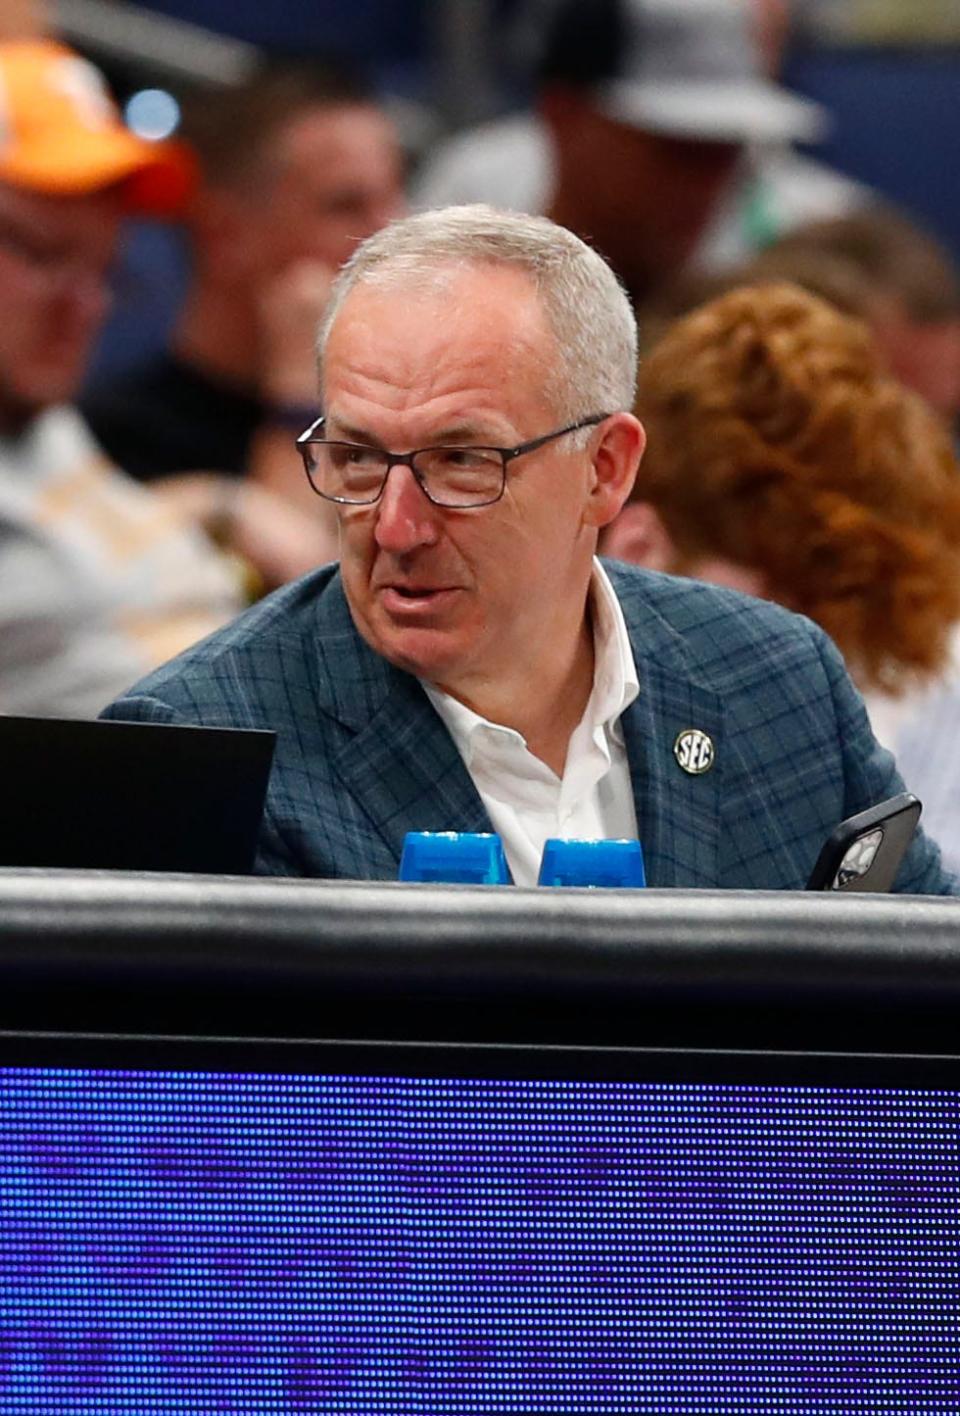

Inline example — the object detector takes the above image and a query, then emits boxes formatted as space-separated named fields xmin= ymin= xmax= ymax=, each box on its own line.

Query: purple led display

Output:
xmin=0 ymin=1070 xmax=955 ymax=1411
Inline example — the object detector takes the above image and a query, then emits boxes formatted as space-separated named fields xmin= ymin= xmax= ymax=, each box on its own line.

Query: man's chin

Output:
xmin=358 ymin=616 xmax=466 ymax=685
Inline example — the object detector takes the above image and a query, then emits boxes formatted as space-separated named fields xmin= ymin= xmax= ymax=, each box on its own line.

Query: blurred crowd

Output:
xmin=2 ymin=0 xmax=960 ymax=858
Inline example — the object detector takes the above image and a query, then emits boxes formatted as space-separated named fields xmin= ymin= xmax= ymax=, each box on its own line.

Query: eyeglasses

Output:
xmin=296 ymin=413 xmax=611 ymax=509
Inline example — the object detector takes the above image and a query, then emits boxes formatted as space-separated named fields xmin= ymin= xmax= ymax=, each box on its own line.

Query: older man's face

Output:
xmin=323 ymin=264 xmax=608 ymax=709
xmin=0 ymin=183 xmax=121 ymax=428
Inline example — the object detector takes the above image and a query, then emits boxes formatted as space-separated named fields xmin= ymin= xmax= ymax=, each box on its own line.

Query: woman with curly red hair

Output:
xmin=604 ymin=282 xmax=960 ymax=864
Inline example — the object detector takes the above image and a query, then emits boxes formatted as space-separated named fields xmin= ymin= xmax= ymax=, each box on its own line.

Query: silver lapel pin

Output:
xmin=674 ymin=727 xmax=715 ymax=775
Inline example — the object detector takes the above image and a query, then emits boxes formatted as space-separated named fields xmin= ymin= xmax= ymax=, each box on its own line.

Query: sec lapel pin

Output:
xmin=674 ymin=727 xmax=715 ymax=775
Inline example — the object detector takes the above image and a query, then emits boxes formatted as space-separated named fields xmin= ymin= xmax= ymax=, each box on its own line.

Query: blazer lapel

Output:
xmin=334 ymin=677 xmax=493 ymax=865
xmin=308 ymin=575 xmax=491 ymax=868
xmin=609 ymin=565 xmax=725 ymax=889
xmin=621 ymin=664 xmax=724 ymax=887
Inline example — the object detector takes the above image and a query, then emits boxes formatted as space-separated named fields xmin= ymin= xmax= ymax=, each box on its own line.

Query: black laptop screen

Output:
xmin=0 ymin=717 xmax=274 ymax=873
xmin=0 ymin=1050 xmax=955 ymax=1412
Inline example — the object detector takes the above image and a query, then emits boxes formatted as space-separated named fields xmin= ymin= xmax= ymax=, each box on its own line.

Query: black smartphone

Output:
xmin=805 ymin=793 xmax=922 ymax=892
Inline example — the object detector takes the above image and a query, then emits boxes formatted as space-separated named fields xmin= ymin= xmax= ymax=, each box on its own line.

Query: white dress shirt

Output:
xmin=423 ymin=560 xmax=640 ymax=886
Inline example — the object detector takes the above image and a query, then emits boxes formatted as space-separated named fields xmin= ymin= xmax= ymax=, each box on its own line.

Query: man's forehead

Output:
xmin=322 ymin=265 xmax=560 ymax=424
xmin=324 ymin=266 xmax=556 ymax=394
xmin=276 ymin=102 xmax=396 ymax=170
xmin=0 ymin=180 xmax=58 ymax=225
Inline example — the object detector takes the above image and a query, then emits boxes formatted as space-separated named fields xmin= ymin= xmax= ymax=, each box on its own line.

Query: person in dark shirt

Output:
xmin=84 ymin=344 xmax=262 ymax=483
xmin=81 ymin=57 xmax=405 ymax=506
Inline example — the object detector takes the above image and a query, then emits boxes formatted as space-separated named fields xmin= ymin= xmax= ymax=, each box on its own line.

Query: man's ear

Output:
xmin=601 ymin=500 xmax=677 ymax=571
xmin=583 ymin=412 xmax=646 ymax=529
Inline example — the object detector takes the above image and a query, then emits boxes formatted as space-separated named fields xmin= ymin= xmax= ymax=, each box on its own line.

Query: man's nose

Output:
xmin=373 ymin=462 xmax=441 ymax=554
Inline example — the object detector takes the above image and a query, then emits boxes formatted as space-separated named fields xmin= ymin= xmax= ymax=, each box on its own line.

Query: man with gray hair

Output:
xmin=105 ymin=205 xmax=955 ymax=893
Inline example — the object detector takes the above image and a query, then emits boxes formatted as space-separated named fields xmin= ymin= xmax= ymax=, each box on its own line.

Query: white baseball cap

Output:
xmin=536 ymin=0 xmax=828 ymax=145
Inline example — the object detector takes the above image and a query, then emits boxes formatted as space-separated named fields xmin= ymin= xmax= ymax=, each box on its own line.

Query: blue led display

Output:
xmin=0 ymin=1070 xmax=955 ymax=1412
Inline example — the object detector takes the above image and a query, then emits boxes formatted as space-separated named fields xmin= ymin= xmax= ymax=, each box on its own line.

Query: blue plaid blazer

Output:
xmin=102 ymin=561 xmax=956 ymax=892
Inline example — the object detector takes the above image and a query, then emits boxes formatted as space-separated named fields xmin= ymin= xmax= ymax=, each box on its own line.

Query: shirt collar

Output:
xmin=423 ymin=557 xmax=640 ymax=767
xmin=589 ymin=557 xmax=640 ymax=742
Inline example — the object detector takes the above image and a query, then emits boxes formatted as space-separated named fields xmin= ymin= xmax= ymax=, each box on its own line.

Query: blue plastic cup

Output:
xmin=537 ymin=838 xmax=646 ymax=888
xmin=398 ymin=831 xmax=512 ymax=884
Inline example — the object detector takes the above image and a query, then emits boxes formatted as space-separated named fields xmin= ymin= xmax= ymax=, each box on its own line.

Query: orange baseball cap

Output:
xmin=0 ymin=38 xmax=196 ymax=215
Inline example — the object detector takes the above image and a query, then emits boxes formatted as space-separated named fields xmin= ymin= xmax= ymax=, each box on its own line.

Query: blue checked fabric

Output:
xmin=101 ymin=561 xmax=958 ymax=893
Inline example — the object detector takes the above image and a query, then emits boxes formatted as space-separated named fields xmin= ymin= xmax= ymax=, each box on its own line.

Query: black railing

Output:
xmin=0 ymin=870 xmax=958 ymax=1054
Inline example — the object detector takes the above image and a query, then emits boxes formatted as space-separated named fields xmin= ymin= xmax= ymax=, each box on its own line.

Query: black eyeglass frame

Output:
xmin=295 ymin=412 xmax=611 ymax=508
